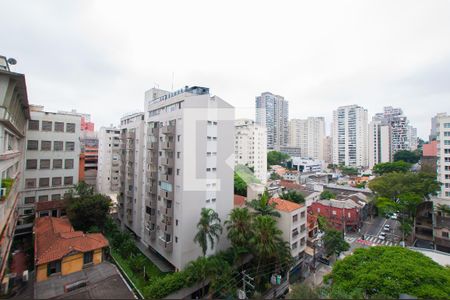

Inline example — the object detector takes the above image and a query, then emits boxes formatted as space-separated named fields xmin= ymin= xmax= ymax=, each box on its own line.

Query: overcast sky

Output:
xmin=1 ymin=0 xmax=449 ymax=138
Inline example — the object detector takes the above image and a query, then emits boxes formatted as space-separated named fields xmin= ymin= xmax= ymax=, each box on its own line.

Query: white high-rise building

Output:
xmin=332 ymin=105 xmax=368 ymax=167
xmin=408 ymin=125 xmax=418 ymax=151
xmin=235 ymin=119 xmax=267 ymax=184
xmin=141 ymin=86 xmax=234 ymax=271
xmin=435 ymin=113 xmax=450 ymax=199
xmin=289 ymin=117 xmax=325 ymax=160
xmin=117 ymin=113 xmax=145 ymax=238
xmin=97 ymin=126 xmax=121 ymax=198
xmin=20 ymin=105 xmax=81 ymax=217
xmin=368 ymin=120 xmax=391 ymax=168
xmin=0 ymin=56 xmax=30 ymax=286
xmin=256 ymin=92 xmax=288 ymax=150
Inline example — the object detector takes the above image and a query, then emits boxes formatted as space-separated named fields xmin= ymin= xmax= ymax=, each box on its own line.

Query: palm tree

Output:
xmin=194 ymin=208 xmax=223 ymax=256
xmin=250 ymin=215 xmax=285 ymax=276
xmin=225 ymin=207 xmax=253 ymax=249
xmin=246 ymin=191 xmax=281 ymax=218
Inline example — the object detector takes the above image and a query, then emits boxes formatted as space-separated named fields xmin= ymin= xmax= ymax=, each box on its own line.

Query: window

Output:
xmin=54 ymin=122 xmax=64 ymax=132
xmin=39 ymin=178 xmax=50 ymax=187
xmin=300 ymin=211 xmax=305 ymax=219
xmin=53 ymin=159 xmax=63 ymax=169
xmin=65 ymin=159 xmax=74 ymax=169
xmin=28 ymin=120 xmax=39 ymax=130
xmin=175 ymin=237 xmax=178 ymax=243
xmin=332 ymin=210 xmax=337 ymax=215
xmin=41 ymin=141 xmax=51 ymax=151
xmin=27 ymin=140 xmax=38 ymax=150
xmin=292 ymin=214 xmax=298 ymax=223
xmin=292 ymin=242 xmax=298 ymax=250
xmin=52 ymin=177 xmax=62 ymax=186
xmin=300 ymin=224 xmax=306 ymax=232
xmin=42 ymin=121 xmax=52 ymax=131
xmin=177 ymin=135 xmax=181 ymax=142
xmin=300 ymin=237 xmax=306 ymax=246
xmin=38 ymin=195 xmax=49 ymax=202
xmin=51 ymin=194 xmax=61 ymax=201
xmin=177 ymin=152 xmax=180 ymax=159
xmin=176 ymin=169 xmax=180 ymax=175
xmin=442 ymin=232 xmax=449 ymax=238
xmin=26 ymin=159 xmax=38 ymax=170
xmin=65 ymin=142 xmax=75 ymax=151
xmin=83 ymin=251 xmax=93 ymax=265
xmin=25 ymin=178 xmax=36 ymax=189
xmin=47 ymin=260 xmax=61 ymax=276
xmin=40 ymin=159 xmax=51 ymax=169
xmin=66 ymin=123 xmax=76 ymax=133
xmin=24 ymin=197 xmax=35 ymax=204
xmin=54 ymin=141 xmax=63 ymax=151
xmin=64 ymin=176 xmax=73 ymax=186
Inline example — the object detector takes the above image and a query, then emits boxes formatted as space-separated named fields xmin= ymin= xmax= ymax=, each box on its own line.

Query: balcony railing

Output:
xmin=158 ymin=236 xmax=173 ymax=252
xmin=161 ymin=125 xmax=175 ymax=135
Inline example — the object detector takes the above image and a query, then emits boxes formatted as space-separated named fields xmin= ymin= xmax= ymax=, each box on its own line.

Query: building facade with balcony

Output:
xmin=289 ymin=117 xmax=325 ymax=160
xmin=332 ymin=105 xmax=368 ymax=167
xmin=269 ymin=198 xmax=307 ymax=270
xmin=142 ymin=86 xmax=234 ymax=271
xmin=97 ymin=126 xmax=121 ymax=201
xmin=118 ymin=113 xmax=145 ymax=238
xmin=234 ymin=119 xmax=267 ymax=184
xmin=0 ymin=55 xmax=30 ymax=289
xmin=19 ymin=106 xmax=81 ymax=220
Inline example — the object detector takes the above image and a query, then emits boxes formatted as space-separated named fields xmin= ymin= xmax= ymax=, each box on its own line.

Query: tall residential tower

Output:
xmin=289 ymin=117 xmax=325 ymax=160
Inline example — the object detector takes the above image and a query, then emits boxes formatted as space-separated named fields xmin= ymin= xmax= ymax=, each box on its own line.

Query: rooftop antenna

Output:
xmin=171 ymin=72 xmax=174 ymax=92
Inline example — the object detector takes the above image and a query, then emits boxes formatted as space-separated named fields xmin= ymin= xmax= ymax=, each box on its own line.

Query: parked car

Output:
xmin=383 ymin=224 xmax=390 ymax=231
xmin=378 ymin=232 xmax=386 ymax=240
xmin=390 ymin=213 xmax=398 ymax=220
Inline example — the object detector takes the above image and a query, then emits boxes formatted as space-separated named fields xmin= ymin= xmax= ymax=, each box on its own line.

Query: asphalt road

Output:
xmin=361 ymin=216 xmax=402 ymax=242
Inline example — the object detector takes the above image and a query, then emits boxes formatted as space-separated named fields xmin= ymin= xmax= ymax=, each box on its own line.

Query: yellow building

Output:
xmin=34 ymin=217 xmax=109 ymax=282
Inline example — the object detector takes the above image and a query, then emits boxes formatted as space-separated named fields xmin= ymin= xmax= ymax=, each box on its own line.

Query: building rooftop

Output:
xmin=34 ymin=217 xmax=109 ymax=266
xmin=423 ymin=141 xmax=438 ymax=157
xmin=36 ymin=200 xmax=66 ymax=212
xmin=34 ymin=261 xmax=135 ymax=299
xmin=234 ymin=195 xmax=246 ymax=207
xmin=269 ymin=197 xmax=303 ymax=212
xmin=317 ymin=199 xmax=363 ymax=209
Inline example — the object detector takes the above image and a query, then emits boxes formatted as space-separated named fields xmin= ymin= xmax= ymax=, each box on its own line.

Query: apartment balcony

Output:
xmin=161 ymin=141 xmax=174 ymax=150
xmin=147 ymin=141 xmax=157 ymax=150
xmin=149 ymin=227 xmax=156 ymax=240
xmin=160 ymin=173 xmax=174 ymax=182
xmin=435 ymin=237 xmax=450 ymax=249
xmin=146 ymin=184 xmax=157 ymax=195
xmin=164 ymin=205 xmax=173 ymax=217
xmin=150 ymin=127 xmax=159 ymax=136
xmin=126 ymin=131 xmax=135 ymax=139
xmin=161 ymin=125 xmax=175 ymax=135
xmin=435 ymin=215 xmax=450 ymax=228
xmin=159 ymin=189 xmax=174 ymax=201
xmin=160 ymin=157 xmax=174 ymax=167
xmin=158 ymin=236 xmax=173 ymax=252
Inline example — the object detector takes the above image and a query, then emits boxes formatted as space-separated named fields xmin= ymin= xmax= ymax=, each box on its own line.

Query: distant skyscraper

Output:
xmin=332 ymin=105 xmax=368 ymax=167
xmin=430 ymin=113 xmax=446 ymax=142
xmin=435 ymin=113 xmax=450 ymax=199
xmin=408 ymin=125 xmax=418 ymax=151
xmin=235 ymin=119 xmax=267 ymax=184
xmin=256 ymin=92 xmax=288 ymax=150
xmin=368 ymin=120 xmax=391 ymax=168
xmin=97 ymin=126 xmax=121 ymax=198
xmin=289 ymin=117 xmax=325 ymax=160
xmin=323 ymin=136 xmax=333 ymax=164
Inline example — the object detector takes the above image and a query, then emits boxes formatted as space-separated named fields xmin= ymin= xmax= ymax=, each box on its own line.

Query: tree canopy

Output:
xmin=234 ymin=164 xmax=261 ymax=196
xmin=279 ymin=190 xmax=305 ymax=204
xmin=323 ymin=229 xmax=349 ymax=257
xmin=372 ymin=161 xmax=412 ymax=175
xmin=339 ymin=166 xmax=358 ymax=176
xmin=194 ymin=208 xmax=223 ymax=256
xmin=326 ymin=246 xmax=450 ymax=299
xmin=66 ymin=182 xmax=112 ymax=232
xmin=267 ymin=151 xmax=290 ymax=166
xmin=393 ymin=150 xmax=420 ymax=164
xmin=320 ymin=190 xmax=336 ymax=200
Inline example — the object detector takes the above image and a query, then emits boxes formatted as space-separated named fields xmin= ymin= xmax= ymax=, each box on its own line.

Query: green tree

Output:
xmin=320 ymin=190 xmax=336 ymax=200
xmin=194 ymin=208 xmax=223 ymax=256
xmin=246 ymin=191 xmax=281 ymax=218
xmin=224 ymin=208 xmax=253 ymax=250
xmin=234 ymin=172 xmax=248 ymax=196
xmin=326 ymin=246 xmax=450 ymax=299
xmin=267 ymin=151 xmax=290 ymax=166
xmin=250 ymin=215 xmax=286 ymax=276
xmin=372 ymin=161 xmax=412 ymax=175
xmin=270 ymin=172 xmax=282 ymax=180
xmin=69 ymin=181 xmax=95 ymax=198
xmin=66 ymin=193 xmax=112 ymax=232
xmin=368 ymin=172 xmax=441 ymax=201
xmin=323 ymin=229 xmax=349 ymax=257
xmin=393 ymin=150 xmax=420 ymax=164
xmin=339 ymin=166 xmax=358 ymax=176
xmin=279 ymin=190 xmax=305 ymax=204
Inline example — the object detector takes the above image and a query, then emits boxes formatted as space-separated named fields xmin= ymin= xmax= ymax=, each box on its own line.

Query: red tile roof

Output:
xmin=269 ymin=197 xmax=303 ymax=212
xmin=307 ymin=212 xmax=318 ymax=230
xmin=34 ymin=217 xmax=109 ymax=266
xmin=423 ymin=141 xmax=438 ymax=157
xmin=36 ymin=200 xmax=66 ymax=212
xmin=234 ymin=195 xmax=246 ymax=207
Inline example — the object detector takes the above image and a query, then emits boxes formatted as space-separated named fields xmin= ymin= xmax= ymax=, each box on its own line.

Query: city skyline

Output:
xmin=1 ymin=1 xmax=450 ymax=139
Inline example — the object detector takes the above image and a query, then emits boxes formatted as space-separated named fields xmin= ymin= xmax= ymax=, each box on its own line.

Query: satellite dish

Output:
xmin=7 ymin=58 xmax=17 ymax=65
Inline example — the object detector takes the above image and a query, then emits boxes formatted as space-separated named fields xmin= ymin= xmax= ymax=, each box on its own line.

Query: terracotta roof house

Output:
xmin=34 ymin=216 xmax=109 ymax=283
xmin=234 ymin=195 xmax=246 ymax=207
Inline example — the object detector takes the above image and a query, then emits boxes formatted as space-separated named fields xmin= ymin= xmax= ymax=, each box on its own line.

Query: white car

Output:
xmin=390 ymin=213 xmax=398 ymax=220
xmin=378 ymin=234 xmax=386 ymax=240
xmin=383 ymin=225 xmax=390 ymax=231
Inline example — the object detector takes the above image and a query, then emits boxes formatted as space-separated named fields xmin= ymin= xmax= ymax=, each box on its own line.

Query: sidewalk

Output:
xmin=303 ymin=264 xmax=332 ymax=287
xmin=135 ymin=240 xmax=175 ymax=273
